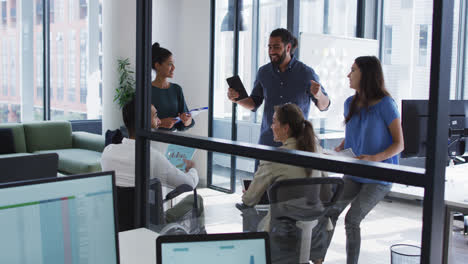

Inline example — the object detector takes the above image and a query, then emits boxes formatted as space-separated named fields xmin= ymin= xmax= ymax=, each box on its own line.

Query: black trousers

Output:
xmin=117 ymin=186 xmax=135 ymax=232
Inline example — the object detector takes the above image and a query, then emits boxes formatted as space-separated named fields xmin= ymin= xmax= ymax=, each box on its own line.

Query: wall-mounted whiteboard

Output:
xmin=299 ymin=33 xmax=379 ymax=130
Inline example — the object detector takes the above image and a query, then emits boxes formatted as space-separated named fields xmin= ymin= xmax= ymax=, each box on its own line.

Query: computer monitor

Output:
xmin=0 ymin=153 xmax=58 ymax=184
xmin=157 ymin=232 xmax=271 ymax=264
xmin=401 ymin=100 xmax=468 ymax=158
xmin=0 ymin=172 xmax=119 ymax=264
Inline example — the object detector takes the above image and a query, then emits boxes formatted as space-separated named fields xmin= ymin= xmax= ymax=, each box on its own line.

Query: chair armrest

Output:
xmin=164 ymin=184 xmax=194 ymax=202
xmin=72 ymin=132 xmax=105 ymax=152
xmin=235 ymin=203 xmax=254 ymax=211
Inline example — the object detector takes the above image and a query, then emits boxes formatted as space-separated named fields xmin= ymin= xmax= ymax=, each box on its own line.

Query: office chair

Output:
xmin=149 ymin=178 xmax=204 ymax=235
xmin=0 ymin=153 xmax=59 ymax=184
xmin=117 ymin=178 xmax=204 ymax=234
xmin=267 ymin=177 xmax=344 ymax=264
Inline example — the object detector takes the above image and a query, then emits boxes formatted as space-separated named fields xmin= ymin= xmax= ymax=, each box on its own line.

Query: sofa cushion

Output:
xmin=23 ymin=121 xmax=73 ymax=152
xmin=0 ymin=128 xmax=15 ymax=154
xmin=34 ymin=149 xmax=102 ymax=174
xmin=72 ymin=131 xmax=105 ymax=152
xmin=0 ymin=123 xmax=27 ymax=153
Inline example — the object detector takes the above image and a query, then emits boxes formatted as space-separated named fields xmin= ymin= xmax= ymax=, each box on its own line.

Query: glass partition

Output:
xmin=210 ymin=0 xmax=288 ymax=191
xmin=141 ymin=140 xmax=426 ymax=263
xmin=0 ymin=0 xmax=43 ymax=123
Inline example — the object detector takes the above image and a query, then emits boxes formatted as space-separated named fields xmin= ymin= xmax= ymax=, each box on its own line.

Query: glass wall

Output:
xmin=211 ymin=0 xmax=288 ymax=190
xmin=50 ymin=0 xmax=102 ymax=120
xmin=0 ymin=0 xmax=102 ymax=124
xmin=381 ymin=0 xmax=462 ymax=104
xmin=0 ymin=0 xmax=43 ymax=123
xmin=212 ymin=0 xmax=236 ymax=190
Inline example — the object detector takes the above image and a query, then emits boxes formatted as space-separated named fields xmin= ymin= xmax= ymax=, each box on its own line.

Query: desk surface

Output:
xmin=119 ymin=228 xmax=160 ymax=264
xmin=388 ymin=163 xmax=468 ymax=209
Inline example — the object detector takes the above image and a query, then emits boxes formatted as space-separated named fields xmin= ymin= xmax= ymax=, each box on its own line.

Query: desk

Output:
xmin=442 ymin=163 xmax=468 ymax=264
xmin=119 ymin=228 xmax=160 ymax=264
xmin=387 ymin=163 xmax=468 ymax=264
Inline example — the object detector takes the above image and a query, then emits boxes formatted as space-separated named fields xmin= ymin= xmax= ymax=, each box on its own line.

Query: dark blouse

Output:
xmin=151 ymin=83 xmax=194 ymax=131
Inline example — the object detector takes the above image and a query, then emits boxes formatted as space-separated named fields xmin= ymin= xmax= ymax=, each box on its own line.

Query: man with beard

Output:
xmin=228 ymin=28 xmax=330 ymax=151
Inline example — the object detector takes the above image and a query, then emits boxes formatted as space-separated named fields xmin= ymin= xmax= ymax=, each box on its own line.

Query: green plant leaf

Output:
xmin=114 ymin=58 xmax=136 ymax=108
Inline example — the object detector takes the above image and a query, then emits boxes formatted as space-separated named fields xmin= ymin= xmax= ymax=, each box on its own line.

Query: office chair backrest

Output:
xmin=268 ymin=177 xmax=343 ymax=220
xmin=267 ymin=177 xmax=344 ymax=264
xmin=0 ymin=153 xmax=59 ymax=184
xmin=149 ymin=178 xmax=165 ymax=226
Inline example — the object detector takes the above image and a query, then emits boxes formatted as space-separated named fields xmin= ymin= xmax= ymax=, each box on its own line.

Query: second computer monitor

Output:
xmin=157 ymin=232 xmax=271 ymax=264
xmin=401 ymin=100 xmax=468 ymax=158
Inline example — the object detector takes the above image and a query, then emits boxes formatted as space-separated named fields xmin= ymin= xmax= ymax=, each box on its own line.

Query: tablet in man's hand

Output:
xmin=226 ymin=75 xmax=249 ymax=101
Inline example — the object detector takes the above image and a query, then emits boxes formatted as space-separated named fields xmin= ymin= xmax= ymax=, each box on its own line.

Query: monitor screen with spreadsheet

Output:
xmin=157 ymin=232 xmax=271 ymax=264
xmin=0 ymin=172 xmax=119 ymax=264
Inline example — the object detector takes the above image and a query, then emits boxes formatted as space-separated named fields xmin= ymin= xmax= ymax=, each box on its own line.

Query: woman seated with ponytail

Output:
xmin=242 ymin=103 xmax=327 ymax=227
xmin=242 ymin=103 xmax=329 ymax=264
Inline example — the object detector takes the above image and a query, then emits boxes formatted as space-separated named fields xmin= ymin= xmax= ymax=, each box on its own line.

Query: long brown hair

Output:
xmin=274 ymin=103 xmax=317 ymax=153
xmin=345 ymin=56 xmax=390 ymax=123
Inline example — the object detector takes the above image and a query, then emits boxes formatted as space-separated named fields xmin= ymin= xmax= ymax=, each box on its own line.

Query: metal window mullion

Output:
xmin=207 ymin=0 xmax=216 ymax=188
xmin=323 ymin=0 xmax=329 ymax=34
xmin=377 ymin=0 xmax=384 ymax=60
xmin=135 ymin=0 xmax=152 ymax=229
xmin=356 ymin=0 xmax=366 ymax=38
xmin=457 ymin=0 xmax=467 ymax=99
xmin=250 ymin=0 xmax=259 ymax=123
xmin=421 ymin=0 xmax=454 ymax=263
xmin=43 ymin=0 xmax=50 ymax=120
xmin=287 ymin=0 xmax=299 ymax=38
xmin=142 ymin=130 xmax=425 ymax=186
xmin=372 ymin=0 xmax=380 ymax=40
xmin=228 ymin=0 xmax=242 ymax=193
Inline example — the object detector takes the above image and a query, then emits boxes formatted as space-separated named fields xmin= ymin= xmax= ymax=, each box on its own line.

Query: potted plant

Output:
xmin=114 ymin=58 xmax=136 ymax=109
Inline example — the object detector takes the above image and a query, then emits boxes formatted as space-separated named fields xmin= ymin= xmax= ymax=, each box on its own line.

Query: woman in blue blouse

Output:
xmin=323 ymin=56 xmax=404 ymax=264
xmin=151 ymin=43 xmax=194 ymax=131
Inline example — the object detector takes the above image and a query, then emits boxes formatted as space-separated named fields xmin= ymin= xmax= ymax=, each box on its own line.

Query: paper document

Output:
xmin=174 ymin=107 xmax=208 ymax=123
xmin=165 ymin=144 xmax=196 ymax=171
xmin=323 ymin=148 xmax=356 ymax=158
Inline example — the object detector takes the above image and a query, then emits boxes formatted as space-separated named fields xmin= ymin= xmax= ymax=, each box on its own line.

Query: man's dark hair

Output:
xmin=122 ymin=96 xmax=136 ymax=136
xmin=270 ymin=28 xmax=296 ymax=48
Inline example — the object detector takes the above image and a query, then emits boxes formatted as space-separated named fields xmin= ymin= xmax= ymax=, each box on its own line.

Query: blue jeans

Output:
xmin=324 ymin=176 xmax=392 ymax=264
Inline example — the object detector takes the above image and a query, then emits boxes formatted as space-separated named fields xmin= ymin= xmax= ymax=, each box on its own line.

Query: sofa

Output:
xmin=0 ymin=121 xmax=105 ymax=175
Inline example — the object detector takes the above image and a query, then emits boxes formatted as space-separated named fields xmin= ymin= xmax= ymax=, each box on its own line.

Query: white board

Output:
xmin=299 ymin=33 xmax=379 ymax=130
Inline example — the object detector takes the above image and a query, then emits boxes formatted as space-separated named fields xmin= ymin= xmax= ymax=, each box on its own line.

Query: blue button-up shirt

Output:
xmin=251 ymin=56 xmax=329 ymax=147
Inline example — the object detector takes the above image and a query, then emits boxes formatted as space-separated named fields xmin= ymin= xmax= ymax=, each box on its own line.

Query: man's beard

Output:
xmin=270 ymin=50 xmax=287 ymax=66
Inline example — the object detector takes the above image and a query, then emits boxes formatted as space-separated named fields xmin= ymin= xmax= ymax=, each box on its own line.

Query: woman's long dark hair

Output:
xmin=345 ymin=56 xmax=390 ymax=123
xmin=151 ymin=42 xmax=172 ymax=70
xmin=274 ymin=103 xmax=317 ymax=153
